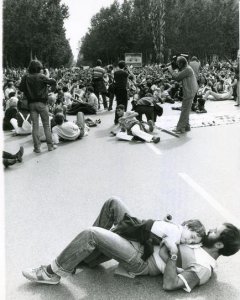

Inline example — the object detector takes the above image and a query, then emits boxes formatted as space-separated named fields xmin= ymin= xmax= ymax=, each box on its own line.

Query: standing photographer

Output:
xmin=168 ymin=56 xmax=198 ymax=134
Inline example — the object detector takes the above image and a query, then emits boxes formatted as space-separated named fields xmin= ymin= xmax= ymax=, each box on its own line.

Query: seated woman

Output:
xmin=67 ymin=86 xmax=98 ymax=115
xmin=10 ymin=99 xmax=32 ymax=135
xmin=204 ymin=84 xmax=233 ymax=101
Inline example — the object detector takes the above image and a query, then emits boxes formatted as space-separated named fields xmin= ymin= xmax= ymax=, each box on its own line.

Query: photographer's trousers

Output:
xmin=176 ymin=96 xmax=193 ymax=131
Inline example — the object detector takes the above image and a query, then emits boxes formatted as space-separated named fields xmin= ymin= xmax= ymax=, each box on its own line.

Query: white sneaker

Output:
xmin=22 ymin=265 xmax=61 ymax=285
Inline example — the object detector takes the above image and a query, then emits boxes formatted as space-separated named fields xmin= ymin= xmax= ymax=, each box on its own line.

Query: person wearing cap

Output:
xmin=168 ymin=56 xmax=198 ymax=134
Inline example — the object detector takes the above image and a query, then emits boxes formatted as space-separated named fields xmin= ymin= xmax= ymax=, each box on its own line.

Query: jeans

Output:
xmin=51 ymin=197 xmax=148 ymax=277
xmin=29 ymin=102 xmax=53 ymax=150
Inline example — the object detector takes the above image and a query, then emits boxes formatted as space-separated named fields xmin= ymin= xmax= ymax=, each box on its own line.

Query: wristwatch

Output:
xmin=170 ymin=254 xmax=178 ymax=261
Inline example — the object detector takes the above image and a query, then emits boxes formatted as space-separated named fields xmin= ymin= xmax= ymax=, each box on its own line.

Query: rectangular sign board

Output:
xmin=125 ymin=53 xmax=142 ymax=67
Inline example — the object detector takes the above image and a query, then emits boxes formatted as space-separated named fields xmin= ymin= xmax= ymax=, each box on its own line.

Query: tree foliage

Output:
xmin=78 ymin=0 xmax=238 ymax=66
xmin=3 ymin=0 xmax=73 ymax=67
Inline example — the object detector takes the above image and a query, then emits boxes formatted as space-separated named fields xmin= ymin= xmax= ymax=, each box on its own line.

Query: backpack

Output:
xmin=19 ymin=112 xmax=32 ymax=132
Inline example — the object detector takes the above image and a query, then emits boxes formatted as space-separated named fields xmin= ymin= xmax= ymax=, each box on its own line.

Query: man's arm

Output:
xmin=171 ymin=67 xmax=192 ymax=82
xmin=160 ymin=239 xmax=186 ymax=290
xmin=161 ymin=239 xmax=200 ymax=292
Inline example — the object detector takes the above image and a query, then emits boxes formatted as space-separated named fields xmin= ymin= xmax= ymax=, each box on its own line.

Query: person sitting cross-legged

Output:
xmin=67 ymin=86 xmax=98 ymax=115
xmin=10 ymin=99 xmax=32 ymax=135
xmin=52 ymin=112 xmax=87 ymax=144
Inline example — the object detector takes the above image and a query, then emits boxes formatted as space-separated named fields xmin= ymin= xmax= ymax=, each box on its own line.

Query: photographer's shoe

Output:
xmin=172 ymin=128 xmax=186 ymax=134
xmin=33 ymin=148 xmax=41 ymax=154
xmin=22 ymin=265 xmax=61 ymax=285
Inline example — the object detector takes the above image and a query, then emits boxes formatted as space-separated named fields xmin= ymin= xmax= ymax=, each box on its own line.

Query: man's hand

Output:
xmin=161 ymin=237 xmax=178 ymax=255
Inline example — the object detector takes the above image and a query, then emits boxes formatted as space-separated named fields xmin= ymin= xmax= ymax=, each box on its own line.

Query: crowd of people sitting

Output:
xmin=2 ymin=56 xmax=239 ymax=166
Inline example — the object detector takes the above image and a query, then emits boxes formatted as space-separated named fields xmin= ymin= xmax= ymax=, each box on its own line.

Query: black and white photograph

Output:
xmin=1 ymin=0 xmax=240 ymax=299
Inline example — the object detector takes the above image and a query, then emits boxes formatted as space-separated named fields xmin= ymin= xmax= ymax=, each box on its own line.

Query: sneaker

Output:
xmin=16 ymin=146 xmax=24 ymax=162
xmin=152 ymin=136 xmax=160 ymax=144
xmin=48 ymin=144 xmax=57 ymax=151
xmin=22 ymin=265 xmax=61 ymax=285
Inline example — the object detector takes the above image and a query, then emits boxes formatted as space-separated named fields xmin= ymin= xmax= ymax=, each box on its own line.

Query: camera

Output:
xmin=161 ymin=53 xmax=189 ymax=72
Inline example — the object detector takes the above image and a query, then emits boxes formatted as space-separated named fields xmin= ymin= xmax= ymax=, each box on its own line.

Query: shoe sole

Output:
xmin=33 ymin=150 xmax=41 ymax=153
xmin=22 ymin=273 xmax=60 ymax=285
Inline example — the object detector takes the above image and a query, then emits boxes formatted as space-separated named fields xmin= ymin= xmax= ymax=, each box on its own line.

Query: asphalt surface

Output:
xmin=2 ymin=100 xmax=240 ymax=300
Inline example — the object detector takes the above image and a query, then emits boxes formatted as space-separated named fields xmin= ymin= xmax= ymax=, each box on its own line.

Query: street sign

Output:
xmin=125 ymin=53 xmax=142 ymax=67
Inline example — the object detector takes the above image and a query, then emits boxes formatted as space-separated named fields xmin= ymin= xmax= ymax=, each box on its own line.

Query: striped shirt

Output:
xmin=92 ymin=66 xmax=105 ymax=80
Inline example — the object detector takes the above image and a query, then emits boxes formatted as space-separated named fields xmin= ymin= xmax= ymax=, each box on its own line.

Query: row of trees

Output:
xmin=78 ymin=0 xmax=239 ymax=66
xmin=3 ymin=0 xmax=73 ymax=68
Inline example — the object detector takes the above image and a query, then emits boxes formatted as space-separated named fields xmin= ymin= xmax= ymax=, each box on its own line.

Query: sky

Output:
xmin=61 ymin=0 xmax=123 ymax=59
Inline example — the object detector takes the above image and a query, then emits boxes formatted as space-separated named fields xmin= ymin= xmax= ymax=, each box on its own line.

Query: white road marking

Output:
xmin=179 ymin=172 xmax=240 ymax=227
xmin=146 ymin=143 xmax=162 ymax=155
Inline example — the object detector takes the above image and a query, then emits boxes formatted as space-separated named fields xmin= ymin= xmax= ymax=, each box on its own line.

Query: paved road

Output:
xmin=2 ymin=100 xmax=240 ymax=300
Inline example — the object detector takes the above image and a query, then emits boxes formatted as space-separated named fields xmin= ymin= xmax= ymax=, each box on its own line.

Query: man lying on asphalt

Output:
xmin=22 ymin=197 xmax=240 ymax=293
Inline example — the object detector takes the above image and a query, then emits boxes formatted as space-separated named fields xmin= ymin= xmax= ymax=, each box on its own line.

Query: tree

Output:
xmin=3 ymin=0 xmax=73 ymax=67
xmin=78 ymin=0 xmax=239 ymax=65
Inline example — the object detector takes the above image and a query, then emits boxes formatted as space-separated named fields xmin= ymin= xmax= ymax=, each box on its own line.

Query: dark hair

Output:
xmin=62 ymin=86 xmax=68 ymax=92
xmin=182 ymin=219 xmax=206 ymax=238
xmin=17 ymin=99 xmax=29 ymax=111
xmin=28 ymin=60 xmax=43 ymax=74
xmin=116 ymin=104 xmax=125 ymax=110
xmin=8 ymin=91 xmax=16 ymax=98
xmin=54 ymin=113 xmax=65 ymax=125
xmin=87 ymin=86 xmax=94 ymax=93
xmin=218 ymin=223 xmax=240 ymax=256
xmin=96 ymin=59 xmax=102 ymax=66
xmin=118 ymin=60 xmax=126 ymax=69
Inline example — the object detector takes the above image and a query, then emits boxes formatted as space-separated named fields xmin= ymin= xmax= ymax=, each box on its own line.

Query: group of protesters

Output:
xmin=2 ymin=55 xmax=239 ymax=166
